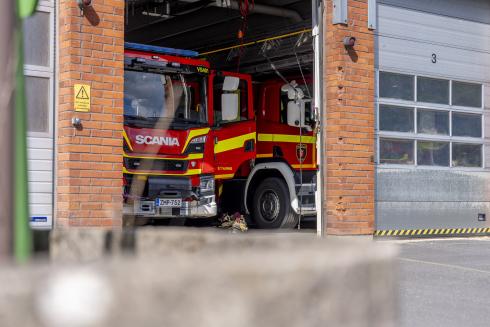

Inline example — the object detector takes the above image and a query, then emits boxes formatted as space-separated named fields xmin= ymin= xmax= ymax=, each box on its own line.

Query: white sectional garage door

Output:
xmin=377 ymin=4 xmax=490 ymax=83
xmin=23 ymin=0 xmax=55 ymax=230
xmin=375 ymin=0 xmax=490 ymax=230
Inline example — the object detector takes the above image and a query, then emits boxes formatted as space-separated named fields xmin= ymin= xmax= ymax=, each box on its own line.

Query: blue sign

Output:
xmin=30 ymin=216 xmax=48 ymax=223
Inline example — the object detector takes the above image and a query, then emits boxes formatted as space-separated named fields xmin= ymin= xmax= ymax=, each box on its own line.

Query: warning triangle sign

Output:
xmin=74 ymin=84 xmax=91 ymax=112
xmin=76 ymin=86 xmax=89 ymax=100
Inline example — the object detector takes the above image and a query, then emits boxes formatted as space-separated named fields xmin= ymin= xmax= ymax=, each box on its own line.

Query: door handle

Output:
xmin=244 ymin=139 xmax=254 ymax=152
xmin=214 ymin=136 xmax=218 ymax=144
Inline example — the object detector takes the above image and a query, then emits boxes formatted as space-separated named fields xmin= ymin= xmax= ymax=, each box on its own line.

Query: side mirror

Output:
xmin=222 ymin=76 xmax=240 ymax=91
xmin=287 ymin=99 xmax=311 ymax=130
xmin=287 ymin=101 xmax=303 ymax=127
xmin=221 ymin=93 xmax=239 ymax=121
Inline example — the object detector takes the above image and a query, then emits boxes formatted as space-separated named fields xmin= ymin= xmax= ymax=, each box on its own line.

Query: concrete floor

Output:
xmin=396 ymin=237 xmax=490 ymax=327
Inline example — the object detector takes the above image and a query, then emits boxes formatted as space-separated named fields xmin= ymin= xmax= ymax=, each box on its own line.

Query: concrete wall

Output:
xmin=1 ymin=229 xmax=397 ymax=327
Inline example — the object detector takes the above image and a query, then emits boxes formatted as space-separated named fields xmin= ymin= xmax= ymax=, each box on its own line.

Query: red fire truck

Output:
xmin=122 ymin=43 xmax=317 ymax=228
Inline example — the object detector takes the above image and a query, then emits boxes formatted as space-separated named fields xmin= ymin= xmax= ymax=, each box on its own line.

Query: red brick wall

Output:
xmin=56 ymin=0 xmax=124 ymax=227
xmin=323 ymin=0 xmax=375 ymax=235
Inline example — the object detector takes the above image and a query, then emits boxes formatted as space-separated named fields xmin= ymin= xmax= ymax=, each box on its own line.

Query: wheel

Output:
xmin=251 ymin=177 xmax=299 ymax=229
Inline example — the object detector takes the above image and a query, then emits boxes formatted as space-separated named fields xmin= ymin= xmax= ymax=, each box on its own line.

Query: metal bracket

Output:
xmin=332 ymin=0 xmax=348 ymax=25
xmin=367 ymin=0 xmax=377 ymax=30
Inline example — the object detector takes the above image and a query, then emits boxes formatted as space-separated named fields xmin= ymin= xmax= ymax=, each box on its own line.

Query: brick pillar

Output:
xmin=323 ymin=0 xmax=375 ymax=235
xmin=56 ymin=1 xmax=124 ymax=227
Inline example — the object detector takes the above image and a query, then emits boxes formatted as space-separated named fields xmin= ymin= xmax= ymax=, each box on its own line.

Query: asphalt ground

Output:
xmin=395 ymin=237 xmax=490 ymax=327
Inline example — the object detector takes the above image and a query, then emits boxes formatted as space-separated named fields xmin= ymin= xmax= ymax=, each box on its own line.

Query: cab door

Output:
xmin=210 ymin=72 xmax=255 ymax=180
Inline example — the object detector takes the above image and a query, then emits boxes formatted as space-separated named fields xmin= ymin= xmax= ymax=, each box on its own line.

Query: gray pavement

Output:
xmin=396 ymin=238 xmax=490 ymax=327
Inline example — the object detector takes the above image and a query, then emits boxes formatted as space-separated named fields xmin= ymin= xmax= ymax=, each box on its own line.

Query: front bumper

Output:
xmin=124 ymin=195 xmax=217 ymax=218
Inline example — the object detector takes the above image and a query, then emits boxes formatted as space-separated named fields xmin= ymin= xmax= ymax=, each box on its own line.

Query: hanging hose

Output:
xmin=293 ymin=33 xmax=312 ymax=230
xmin=262 ymin=35 xmax=314 ymax=230
xmin=236 ymin=0 xmax=254 ymax=71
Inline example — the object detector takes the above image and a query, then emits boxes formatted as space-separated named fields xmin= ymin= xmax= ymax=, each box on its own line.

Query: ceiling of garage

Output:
xmin=124 ymin=0 xmax=312 ymax=76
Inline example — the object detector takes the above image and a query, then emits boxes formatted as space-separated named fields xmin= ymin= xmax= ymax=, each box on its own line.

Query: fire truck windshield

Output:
xmin=124 ymin=70 xmax=207 ymax=127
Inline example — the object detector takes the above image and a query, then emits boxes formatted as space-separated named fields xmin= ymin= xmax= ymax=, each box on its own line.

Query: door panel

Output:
xmin=212 ymin=71 xmax=255 ymax=179
xmin=213 ymin=120 xmax=256 ymax=179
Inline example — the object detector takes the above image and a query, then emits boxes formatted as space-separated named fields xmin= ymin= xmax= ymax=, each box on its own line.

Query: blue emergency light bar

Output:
xmin=124 ymin=42 xmax=199 ymax=58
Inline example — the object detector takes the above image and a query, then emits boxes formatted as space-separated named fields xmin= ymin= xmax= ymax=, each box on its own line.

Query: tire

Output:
xmin=251 ymin=177 xmax=299 ymax=229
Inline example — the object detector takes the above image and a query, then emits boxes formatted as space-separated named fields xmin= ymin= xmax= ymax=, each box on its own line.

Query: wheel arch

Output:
xmin=244 ymin=162 xmax=299 ymax=215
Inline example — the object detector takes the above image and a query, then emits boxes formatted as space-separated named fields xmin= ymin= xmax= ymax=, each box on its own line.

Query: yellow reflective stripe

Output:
xmin=181 ymin=128 xmax=210 ymax=154
xmin=291 ymin=164 xmax=317 ymax=169
xmin=257 ymin=134 xmax=273 ymax=142
xmin=122 ymin=130 xmax=134 ymax=151
xmin=123 ymin=167 xmax=201 ymax=176
xmin=215 ymin=132 xmax=256 ymax=154
xmin=215 ymin=174 xmax=235 ymax=179
xmin=387 ymin=230 xmax=393 ymax=236
xmin=257 ymin=133 xmax=316 ymax=144
xmin=123 ymin=151 xmax=203 ymax=160
xmin=256 ymin=153 xmax=273 ymax=158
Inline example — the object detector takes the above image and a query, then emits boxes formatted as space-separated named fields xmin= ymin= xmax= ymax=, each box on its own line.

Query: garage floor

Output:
xmin=397 ymin=238 xmax=490 ymax=327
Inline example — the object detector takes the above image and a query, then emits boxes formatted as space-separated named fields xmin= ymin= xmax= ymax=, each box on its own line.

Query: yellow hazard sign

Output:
xmin=74 ymin=84 xmax=91 ymax=112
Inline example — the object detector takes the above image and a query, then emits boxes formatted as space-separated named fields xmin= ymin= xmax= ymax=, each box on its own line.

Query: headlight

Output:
xmin=185 ymin=136 xmax=207 ymax=154
xmin=190 ymin=136 xmax=206 ymax=144
xmin=200 ymin=175 xmax=215 ymax=193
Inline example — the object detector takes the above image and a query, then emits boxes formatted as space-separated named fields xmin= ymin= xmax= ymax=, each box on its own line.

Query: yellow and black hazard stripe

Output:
xmin=374 ymin=227 xmax=490 ymax=238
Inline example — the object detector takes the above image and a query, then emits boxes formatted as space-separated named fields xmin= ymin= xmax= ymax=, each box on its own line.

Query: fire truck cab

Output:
xmin=122 ymin=42 xmax=317 ymax=228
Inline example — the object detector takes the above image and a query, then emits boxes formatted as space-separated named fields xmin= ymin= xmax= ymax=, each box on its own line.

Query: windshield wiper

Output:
xmin=124 ymin=115 xmax=205 ymax=129
xmin=124 ymin=115 xmax=158 ymax=128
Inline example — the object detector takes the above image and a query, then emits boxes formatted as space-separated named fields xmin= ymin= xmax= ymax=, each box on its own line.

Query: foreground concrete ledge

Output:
xmin=1 ymin=229 xmax=398 ymax=327
xmin=50 ymin=228 xmax=383 ymax=261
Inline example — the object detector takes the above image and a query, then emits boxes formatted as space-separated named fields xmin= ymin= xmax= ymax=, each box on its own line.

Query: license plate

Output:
xmin=155 ymin=198 xmax=182 ymax=207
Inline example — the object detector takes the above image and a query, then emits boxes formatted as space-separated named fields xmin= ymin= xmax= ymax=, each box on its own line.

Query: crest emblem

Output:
xmin=296 ymin=144 xmax=307 ymax=163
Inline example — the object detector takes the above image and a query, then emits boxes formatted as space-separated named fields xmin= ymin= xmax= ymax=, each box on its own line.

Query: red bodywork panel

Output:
xmin=255 ymin=78 xmax=317 ymax=170
xmin=123 ymin=48 xmax=316 ymax=203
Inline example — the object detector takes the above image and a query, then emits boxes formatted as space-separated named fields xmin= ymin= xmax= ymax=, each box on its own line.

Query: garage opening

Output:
xmin=122 ymin=0 xmax=322 ymax=231
xmin=124 ymin=0 xmax=312 ymax=77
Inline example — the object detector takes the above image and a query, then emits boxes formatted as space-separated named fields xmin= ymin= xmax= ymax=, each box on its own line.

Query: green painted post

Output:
xmin=14 ymin=0 xmax=38 ymax=263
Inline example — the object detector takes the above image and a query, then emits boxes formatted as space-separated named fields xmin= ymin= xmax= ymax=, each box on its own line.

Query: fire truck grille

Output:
xmin=124 ymin=158 xmax=187 ymax=172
